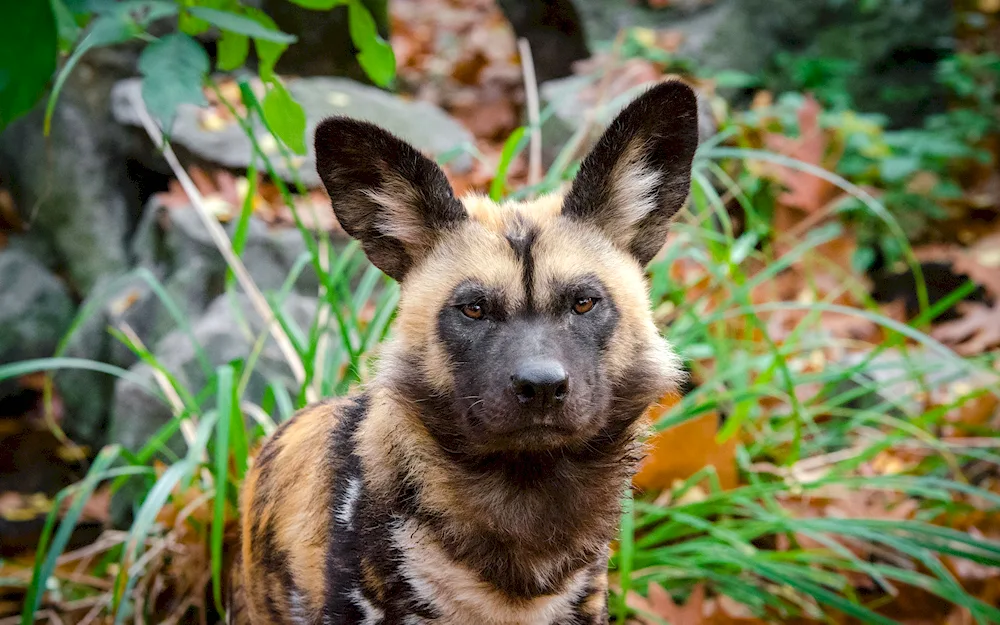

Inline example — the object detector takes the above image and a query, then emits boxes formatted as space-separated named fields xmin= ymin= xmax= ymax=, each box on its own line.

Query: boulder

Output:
xmin=538 ymin=75 xmax=719 ymax=166
xmin=111 ymin=76 xmax=476 ymax=187
xmin=0 ymin=47 xmax=146 ymax=296
xmin=53 ymin=274 xmax=167 ymax=447
xmin=0 ymin=250 xmax=75 ymax=398
xmin=132 ymin=199 xmax=326 ymax=301
xmin=57 ymin=195 xmax=348 ymax=448
xmin=567 ymin=0 xmax=952 ymax=128
xmin=109 ymin=291 xmax=320 ymax=523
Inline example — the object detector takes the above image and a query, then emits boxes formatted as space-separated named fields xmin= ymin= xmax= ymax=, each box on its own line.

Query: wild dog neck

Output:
xmin=356 ymin=380 xmax=648 ymax=599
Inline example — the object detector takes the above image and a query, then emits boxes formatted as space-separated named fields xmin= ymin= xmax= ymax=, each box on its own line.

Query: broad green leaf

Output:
xmin=356 ymin=40 xmax=395 ymax=88
xmin=244 ymin=8 xmax=288 ymax=81
xmin=63 ymin=0 xmax=117 ymax=14
xmin=43 ymin=0 xmax=179 ymax=135
xmin=262 ymin=81 xmax=307 ymax=155
xmin=287 ymin=0 xmax=346 ymax=8
xmin=0 ymin=0 xmax=57 ymax=130
xmin=50 ymin=0 xmax=81 ymax=53
xmin=348 ymin=0 xmax=395 ymax=87
xmin=139 ymin=33 xmax=209 ymax=132
xmin=187 ymin=6 xmax=297 ymax=43
xmin=179 ymin=1 xmax=210 ymax=35
xmin=177 ymin=0 xmax=228 ymax=35
xmin=217 ymin=29 xmax=250 ymax=71
xmin=104 ymin=1 xmax=179 ymax=24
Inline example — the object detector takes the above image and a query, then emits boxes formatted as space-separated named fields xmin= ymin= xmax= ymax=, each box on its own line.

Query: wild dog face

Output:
xmin=315 ymin=81 xmax=698 ymax=456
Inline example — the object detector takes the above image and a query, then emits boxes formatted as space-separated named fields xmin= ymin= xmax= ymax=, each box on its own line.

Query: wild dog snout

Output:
xmin=511 ymin=359 xmax=569 ymax=410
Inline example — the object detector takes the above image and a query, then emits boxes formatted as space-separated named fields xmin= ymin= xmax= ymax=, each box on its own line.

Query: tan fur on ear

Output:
xmin=364 ymin=175 xmax=439 ymax=254
xmin=601 ymin=142 xmax=664 ymax=242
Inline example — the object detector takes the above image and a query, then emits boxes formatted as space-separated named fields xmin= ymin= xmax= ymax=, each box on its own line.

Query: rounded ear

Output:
xmin=314 ymin=117 xmax=467 ymax=281
xmin=562 ymin=80 xmax=699 ymax=266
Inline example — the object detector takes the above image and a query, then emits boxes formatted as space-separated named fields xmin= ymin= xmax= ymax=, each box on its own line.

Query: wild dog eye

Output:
xmin=460 ymin=303 xmax=485 ymax=320
xmin=572 ymin=297 xmax=597 ymax=315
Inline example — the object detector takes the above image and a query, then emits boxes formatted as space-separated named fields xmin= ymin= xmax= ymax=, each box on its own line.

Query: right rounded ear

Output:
xmin=314 ymin=117 xmax=467 ymax=281
xmin=561 ymin=81 xmax=699 ymax=267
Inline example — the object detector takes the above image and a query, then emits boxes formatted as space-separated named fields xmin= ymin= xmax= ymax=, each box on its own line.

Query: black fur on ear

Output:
xmin=314 ymin=117 xmax=467 ymax=281
xmin=562 ymin=80 xmax=699 ymax=266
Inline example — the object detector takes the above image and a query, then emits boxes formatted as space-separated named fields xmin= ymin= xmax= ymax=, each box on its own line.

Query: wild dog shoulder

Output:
xmin=238 ymin=396 xmax=361 ymax=624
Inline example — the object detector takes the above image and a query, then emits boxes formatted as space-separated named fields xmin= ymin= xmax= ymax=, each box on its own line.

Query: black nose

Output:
xmin=512 ymin=360 xmax=569 ymax=409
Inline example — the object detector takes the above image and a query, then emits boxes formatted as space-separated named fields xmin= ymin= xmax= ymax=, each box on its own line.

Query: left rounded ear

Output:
xmin=561 ymin=80 xmax=699 ymax=266
xmin=314 ymin=117 xmax=467 ymax=281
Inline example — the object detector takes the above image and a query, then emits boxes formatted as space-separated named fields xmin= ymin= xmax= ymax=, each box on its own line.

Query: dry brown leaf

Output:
xmin=628 ymin=583 xmax=707 ymax=625
xmin=0 ymin=187 xmax=22 ymax=231
xmin=16 ymin=371 xmax=49 ymax=392
xmin=0 ymin=491 xmax=53 ymax=522
xmin=763 ymin=95 xmax=839 ymax=214
xmin=634 ymin=395 xmax=738 ymax=493
xmin=705 ymin=596 xmax=768 ymax=624
xmin=391 ymin=0 xmax=522 ymax=146
xmin=942 ymin=390 xmax=1000 ymax=436
xmin=932 ymin=303 xmax=1000 ymax=355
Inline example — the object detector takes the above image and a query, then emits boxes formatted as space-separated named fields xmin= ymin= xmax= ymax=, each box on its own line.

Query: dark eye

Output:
xmin=461 ymin=303 xmax=485 ymax=320
xmin=572 ymin=297 xmax=597 ymax=315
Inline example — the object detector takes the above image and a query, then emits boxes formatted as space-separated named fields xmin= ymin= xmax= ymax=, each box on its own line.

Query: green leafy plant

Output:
xmin=0 ymin=0 xmax=397 ymax=152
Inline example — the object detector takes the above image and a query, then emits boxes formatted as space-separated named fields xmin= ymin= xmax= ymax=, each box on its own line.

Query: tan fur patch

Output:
xmin=392 ymin=519 xmax=590 ymax=625
xmin=365 ymin=174 xmax=434 ymax=253
xmin=240 ymin=401 xmax=346 ymax=623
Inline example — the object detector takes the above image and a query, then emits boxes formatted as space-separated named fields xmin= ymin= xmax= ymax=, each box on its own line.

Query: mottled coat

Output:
xmin=231 ymin=80 xmax=699 ymax=625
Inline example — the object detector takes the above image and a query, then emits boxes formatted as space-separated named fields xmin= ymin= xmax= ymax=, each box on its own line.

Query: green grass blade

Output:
xmin=489 ymin=126 xmax=527 ymax=201
xmin=21 ymin=445 xmax=121 ymax=625
xmin=212 ymin=365 xmax=234 ymax=613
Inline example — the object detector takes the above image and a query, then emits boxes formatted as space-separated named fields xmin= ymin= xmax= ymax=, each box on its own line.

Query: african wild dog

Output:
xmin=231 ymin=80 xmax=698 ymax=624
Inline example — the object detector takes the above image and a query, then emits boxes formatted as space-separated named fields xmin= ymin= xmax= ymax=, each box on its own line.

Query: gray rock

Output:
xmin=131 ymin=199 xmax=324 ymax=307
xmin=0 ymin=250 xmax=75 ymax=397
xmin=53 ymin=277 xmax=120 ymax=448
xmin=827 ymin=347 xmax=989 ymax=419
xmin=109 ymin=291 xmax=320 ymax=523
xmin=111 ymin=76 xmax=476 ymax=187
xmin=539 ymin=76 xmax=718 ymax=164
xmin=52 ymin=273 xmax=169 ymax=447
xmin=0 ymin=47 xmax=145 ymax=295
xmin=577 ymin=0 xmax=952 ymax=128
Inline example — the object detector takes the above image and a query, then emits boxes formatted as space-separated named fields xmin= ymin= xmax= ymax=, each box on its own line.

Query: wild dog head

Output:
xmin=315 ymin=81 xmax=698 ymax=456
